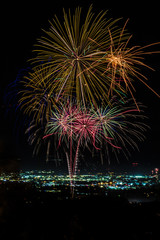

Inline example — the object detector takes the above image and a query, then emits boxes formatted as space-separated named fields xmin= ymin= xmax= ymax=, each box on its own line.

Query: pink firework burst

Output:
xmin=73 ymin=110 xmax=99 ymax=149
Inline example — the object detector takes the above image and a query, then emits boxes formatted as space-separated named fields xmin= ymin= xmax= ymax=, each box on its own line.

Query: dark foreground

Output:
xmin=0 ymin=183 xmax=160 ymax=240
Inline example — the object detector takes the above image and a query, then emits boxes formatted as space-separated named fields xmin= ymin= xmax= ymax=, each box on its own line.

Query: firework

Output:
xmin=92 ymin=99 xmax=148 ymax=163
xmin=43 ymin=103 xmax=77 ymax=145
xmin=104 ymin=26 xmax=160 ymax=108
xmin=43 ymin=100 xmax=147 ymax=176
xmin=19 ymin=66 xmax=59 ymax=123
xmin=31 ymin=6 xmax=125 ymax=107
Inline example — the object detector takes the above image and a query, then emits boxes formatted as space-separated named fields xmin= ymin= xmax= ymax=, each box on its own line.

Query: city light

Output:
xmin=0 ymin=170 xmax=159 ymax=196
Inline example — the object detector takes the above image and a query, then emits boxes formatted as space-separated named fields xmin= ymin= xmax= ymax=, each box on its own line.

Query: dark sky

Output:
xmin=1 ymin=0 xmax=160 ymax=171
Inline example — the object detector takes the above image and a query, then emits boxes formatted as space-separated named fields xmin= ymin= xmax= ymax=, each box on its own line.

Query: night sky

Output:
xmin=1 ymin=0 xmax=160 ymax=171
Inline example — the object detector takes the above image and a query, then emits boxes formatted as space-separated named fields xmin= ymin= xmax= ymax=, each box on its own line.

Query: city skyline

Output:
xmin=0 ymin=168 xmax=159 ymax=199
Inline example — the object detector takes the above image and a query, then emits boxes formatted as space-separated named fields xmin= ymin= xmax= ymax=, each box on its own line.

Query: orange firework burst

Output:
xmin=103 ymin=21 xmax=160 ymax=108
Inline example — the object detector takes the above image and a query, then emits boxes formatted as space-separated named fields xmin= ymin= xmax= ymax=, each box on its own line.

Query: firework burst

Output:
xmin=104 ymin=25 xmax=160 ymax=108
xmin=19 ymin=66 xmax=59 ymax=123
xmin=43 ymin=100 xmax=147 ymax=176
xmin=31 ymin=6 xmax=125 ymax=107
